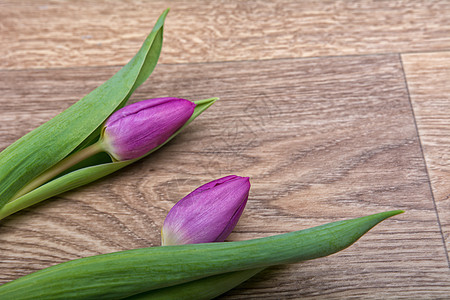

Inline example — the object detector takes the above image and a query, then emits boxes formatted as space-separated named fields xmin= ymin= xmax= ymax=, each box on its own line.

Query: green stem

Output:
xmin=10 ymin=143 xmax=103 ymax=202
xmin=0 ymin=143 xmax=103 ymax=220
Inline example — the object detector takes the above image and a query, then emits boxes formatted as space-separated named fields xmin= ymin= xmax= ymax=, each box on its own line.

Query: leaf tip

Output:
xmin=385 ymin=209 xmax=405 ymax=217
xmin=153 ymin=8 xmax=170 ymax=31
xmin=193 ymin=97 xmax=219 ymax=107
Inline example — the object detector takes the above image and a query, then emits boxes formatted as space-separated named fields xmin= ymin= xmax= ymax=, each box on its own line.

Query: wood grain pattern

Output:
xmin=402 ymin=52 xmax=450 ymax=266
xmin=1 ymin=54 xmax=449 ymax=298
xmin=1 ymin=0 xmax=450 ymax=69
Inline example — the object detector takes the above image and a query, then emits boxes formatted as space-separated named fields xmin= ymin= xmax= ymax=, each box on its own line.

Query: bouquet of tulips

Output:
xmin=0 ymin=9 xmax=402 ymax=300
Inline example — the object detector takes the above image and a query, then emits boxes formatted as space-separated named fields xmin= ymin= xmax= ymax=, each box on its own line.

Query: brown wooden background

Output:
xmin=1 ymin=1 xmax=449 ymax=298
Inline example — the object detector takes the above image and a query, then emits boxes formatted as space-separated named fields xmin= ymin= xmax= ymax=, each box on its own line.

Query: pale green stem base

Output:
xmin=0 ymin=143 xmax=103 ymax=220
xmin=0 ymin=143 xmax=105 ymax=220
xmin=11 ymin=143 xmax=103 ymax=201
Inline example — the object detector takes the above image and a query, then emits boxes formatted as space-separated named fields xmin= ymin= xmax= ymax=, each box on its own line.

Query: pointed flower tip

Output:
xmin=100 ymin=97 xmax=195 ymax=161
xmin=162 ymin=175 xmax=251 ymax=246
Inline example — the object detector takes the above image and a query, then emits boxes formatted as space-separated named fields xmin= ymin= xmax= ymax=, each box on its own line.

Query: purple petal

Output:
xmin=189 ymin=175 xmax=240 ymax=196
xmin=162 ymin=176 xmax=251 ymax=245
xmin=215 ymin=190 xmax=248 ymax=242
xmin=102 ymin=97 xmax=195 ymax=160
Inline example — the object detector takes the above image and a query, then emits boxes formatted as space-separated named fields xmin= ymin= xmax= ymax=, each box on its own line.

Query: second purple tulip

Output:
xmin=162 ymin=175 xmax=250 ymax=246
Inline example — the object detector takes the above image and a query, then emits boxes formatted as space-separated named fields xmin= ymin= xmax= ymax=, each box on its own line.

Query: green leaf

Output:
xmin=0 ymin=9 xmax=169 ymax=208
xmin=0 ymin=210 xmax=403 ymax=299
xmin=125 ymin=268 xmax=265 ymax=300
xmin=0 ymin=98 xmax=217 ymax=220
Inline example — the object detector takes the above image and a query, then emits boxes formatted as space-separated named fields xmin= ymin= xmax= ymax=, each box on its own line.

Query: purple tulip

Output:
xmin=161 ymin=175 xmax=250 ymax=246
xmin=101 ymin=97 xmax=195 ymax=160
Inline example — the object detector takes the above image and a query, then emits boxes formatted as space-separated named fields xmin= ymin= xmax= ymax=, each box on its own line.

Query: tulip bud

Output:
xmin=100 ymin=97 xmax=195 ymax=161
xmin=162 ymin=175 xmax=250 ymax=246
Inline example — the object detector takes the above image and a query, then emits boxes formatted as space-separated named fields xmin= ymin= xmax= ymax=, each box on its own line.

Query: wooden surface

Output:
xmin=1 ymin=1 xmax=449 ymax=299
xmin=2 ymin=0 xmax=450 ymax=69
xmin=403 ymin=52 xmax=450 ymax=266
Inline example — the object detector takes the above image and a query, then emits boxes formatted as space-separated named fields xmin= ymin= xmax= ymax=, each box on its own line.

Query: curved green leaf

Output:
xmin=0 ymin=9 xmax=169 ymax=208
xmin=126 ymin=268 xmax=264 ymax=300
xmin=0 ymin=210 xmax=403 ymax=299
xmin=0 ymin=98 xmax=217 ymax=220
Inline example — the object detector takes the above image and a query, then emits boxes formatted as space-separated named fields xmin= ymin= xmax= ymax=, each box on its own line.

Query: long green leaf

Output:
xmin=0 ymin=98 xmax=217 ymax=220
xmin=0 ymin=9 xmax=169 ymax=208
xmin=0 ymin=210 xmax=403 ymax=299
xmin=126 ymin=268 xmax=265 ymax=300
